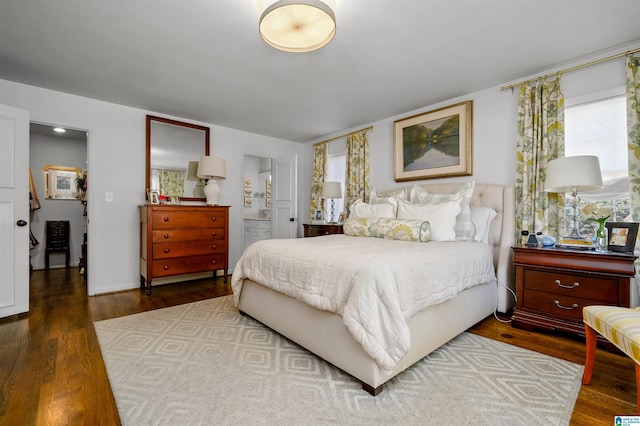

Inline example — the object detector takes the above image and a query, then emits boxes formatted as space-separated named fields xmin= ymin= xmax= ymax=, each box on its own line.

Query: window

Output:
xmin=564 ymin=91 xmax=629 ymax=234
xmin=325 ymin=139 xmax=346 ymax=221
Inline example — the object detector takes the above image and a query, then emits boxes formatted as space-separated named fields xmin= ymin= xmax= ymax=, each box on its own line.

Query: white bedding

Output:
xmin=231 ymin=234 xmax=496 ymax=373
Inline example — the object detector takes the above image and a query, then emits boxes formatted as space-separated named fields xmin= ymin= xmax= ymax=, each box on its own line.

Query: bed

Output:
xmin=232 ymin=182 xmax=515 ymax=395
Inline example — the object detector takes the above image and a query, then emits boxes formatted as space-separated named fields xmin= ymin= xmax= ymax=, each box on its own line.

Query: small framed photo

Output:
xmin=311 ymin=209 xmax=324 ymax=224
xmin=149 ymin=190 xmax=160 ymax=205
xmin=337 ymin=211 xmax=346 ymax=224
xmin=169 ymin=196 xmax=181 ymax=205
xmin=244 ymin=197 xmax=253 ymax=207
xmin=606 ymin=222 xmax=639 ymax=253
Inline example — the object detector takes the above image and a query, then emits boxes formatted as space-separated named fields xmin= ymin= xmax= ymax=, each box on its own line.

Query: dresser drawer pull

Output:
xmin=163 ymin=248 xmax=170 ymax=253
xmin=163 ymin=217 xmax=170 ymax=222
xmin=163 ymin=233 xmax=169 ymax=239
xmin=554 ymin=300 xmax=578 ymax=310
xmin=211 ymin=245 xmax=216 ymax=249
xmin=163 ymin=265 xmax=169 ymax=270
xmin=555 ymin=279 xmax=579 ymax=289
xmin=211 ymin=232 xmax=216 ymax=236
xmin=211 ymin=260 xmax=217 ymax=264
xmin=211 ymin=217 xmax=217 ymax=221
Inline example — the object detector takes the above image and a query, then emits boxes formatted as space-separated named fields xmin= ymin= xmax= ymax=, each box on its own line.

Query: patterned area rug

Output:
xmin=94 ymin=296 xmax=582 ymax=425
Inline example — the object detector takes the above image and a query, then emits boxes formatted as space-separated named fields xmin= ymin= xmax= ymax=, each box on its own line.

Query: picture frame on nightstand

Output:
xmin=606 ymin=222 xmax=639 ymax=253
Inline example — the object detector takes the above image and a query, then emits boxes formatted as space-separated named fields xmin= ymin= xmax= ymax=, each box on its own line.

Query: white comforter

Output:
xmin=231 ymin=235 xmax=496 ymax=373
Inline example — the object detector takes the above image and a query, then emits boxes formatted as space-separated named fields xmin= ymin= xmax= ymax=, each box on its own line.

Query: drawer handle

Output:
xmin=554 ymin=300 xmax=578 ymax=310
xmin=211 ymin=260 xmax=217 ymax=264
xmin=163 ymin=217 xmax=169 ymax=222
xmin=211 ymin=217 xmax=217 ymax=221
xmin=163 ymin=233 xmax=169 ymax=239
xmin=164 ymin=248 xmax=170 ymax=253
xmin=211 ymin=232 xmax=216 ymax=236
xmin=555 ymin=279 xmax=579 ymax=289
xmin=163 ymin=265 xmax=169 ymax=270
xmin=211 ymin=245 xmax=216 ymax=249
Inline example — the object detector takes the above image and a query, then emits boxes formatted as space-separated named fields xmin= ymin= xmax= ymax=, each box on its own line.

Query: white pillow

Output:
xmin=410 ymin=181 xmax=475 ymax=241
xmin=470 ymin=206 xmax=498 ymax=244
xmin=369 ymin=186 xmax=407 ymax=204
xmin=396 ymin=198 xmax=461 ymax=241
xmin=350 ymin=198 xmax=397 ymax=219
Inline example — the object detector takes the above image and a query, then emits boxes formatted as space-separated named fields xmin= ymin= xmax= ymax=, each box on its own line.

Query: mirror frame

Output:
xmin=145 ymin=115 xmax=210 ymax=202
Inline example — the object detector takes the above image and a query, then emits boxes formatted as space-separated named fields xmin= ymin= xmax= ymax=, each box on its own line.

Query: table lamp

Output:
xmin=544 ymin=155 xmax=603 ymax=238
xmin=322 ymin=181 xmax=342 ymax=223
xmin=197 ymin=155 xmax=227 ymax=205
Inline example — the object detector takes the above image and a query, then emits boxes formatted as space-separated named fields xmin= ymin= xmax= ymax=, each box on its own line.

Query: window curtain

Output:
xmin=158 ymin=170 xmax=185 ymax=197
xmin=515 ymin=78 xmax=565 ymax=240
xmin=309 ymin=142 xmax=328 ymax=221
xmin=344 ymin=129 xmax=371 ymax=215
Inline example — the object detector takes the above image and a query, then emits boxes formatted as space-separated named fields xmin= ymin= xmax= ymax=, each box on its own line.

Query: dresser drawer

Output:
xmin=523 ymin=289 xmax=615 ymax=321
xmin=152 ymin=254 xmax=226 ymax=277
xmin=151 ymin=210 xmax=226 ymax=228
xmin=523 ymin=269 xmax=619 ymax=303
xmin=153 ymin=241 xmax=226 ymax=258
xmin=152 ymin=228 xmax=225 ymax=243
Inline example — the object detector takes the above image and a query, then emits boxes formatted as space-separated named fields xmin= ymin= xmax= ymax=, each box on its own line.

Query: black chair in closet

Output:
xmin=45 ymin=220 xmax=70 ymax=270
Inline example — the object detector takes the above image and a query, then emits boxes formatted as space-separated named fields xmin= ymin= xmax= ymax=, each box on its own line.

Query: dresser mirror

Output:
xmin=146 ymin=115 xmax=210 ymax=201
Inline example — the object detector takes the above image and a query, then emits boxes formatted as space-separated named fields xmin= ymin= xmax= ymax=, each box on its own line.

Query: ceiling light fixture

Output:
xmin=53 ymin=127 xmax=66 ymax=133
xmin=258 ymin=0 xmax=336 ymax=53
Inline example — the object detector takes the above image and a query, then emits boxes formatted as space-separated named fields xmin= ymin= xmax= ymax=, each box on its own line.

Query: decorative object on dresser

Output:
xmin=511 ymin=245 xmax=636 ymax=342
xmin=606 ymin=221 xmax=639 ymax=253
xmin=139 ymin=205 xmax=229 ymax=295
xmin=197 ymin=155 xmax=227 ymax=206
xmin=303 ymin=222 xmax=343 ymax=237
xmin=544 ymin=155 xmax=603 ymax=238
xmin=321 ymin=181 xmax=342 ymax=223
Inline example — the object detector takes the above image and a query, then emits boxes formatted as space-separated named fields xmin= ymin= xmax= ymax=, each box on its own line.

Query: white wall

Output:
xmin=301 ymin=42 xmax=638 ymax=222
xmin=1 ymin=79 xmax=303 ymax=295
xmin=29 ymin=132 xmax=87 ymax=270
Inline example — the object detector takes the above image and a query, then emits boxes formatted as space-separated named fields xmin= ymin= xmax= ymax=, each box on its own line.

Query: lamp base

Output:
xmin=203 ymin=179 xmax=221 ymax=206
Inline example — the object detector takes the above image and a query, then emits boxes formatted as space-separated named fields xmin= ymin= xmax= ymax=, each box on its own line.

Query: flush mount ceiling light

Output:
xmin=259 ymin=0 xmax=336 ymax=53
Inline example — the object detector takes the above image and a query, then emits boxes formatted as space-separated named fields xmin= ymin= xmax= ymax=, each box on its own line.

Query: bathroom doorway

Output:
xmin=242 ymin=155 xmax=272 ymax=251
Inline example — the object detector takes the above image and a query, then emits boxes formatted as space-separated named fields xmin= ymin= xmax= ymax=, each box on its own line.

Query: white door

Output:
xmin=0 ymin=104 xmax=30 ymax=318
xmin=272 ymin=154 xmax=297 ymax=239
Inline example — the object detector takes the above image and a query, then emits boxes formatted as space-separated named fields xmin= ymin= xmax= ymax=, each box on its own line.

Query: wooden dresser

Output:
xmin=511 ymin=246 xmax=636 ymax=339
xmin=139 ymin=205 xmax=229 ymax=295
xmin=303 ymin=223 xmax=343 ymax=237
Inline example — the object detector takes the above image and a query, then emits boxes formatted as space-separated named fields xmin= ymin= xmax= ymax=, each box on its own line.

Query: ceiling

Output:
xmin=2 ymin=1 xmax=640 ymax=143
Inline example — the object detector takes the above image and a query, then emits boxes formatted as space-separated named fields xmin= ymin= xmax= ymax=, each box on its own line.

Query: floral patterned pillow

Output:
xmin=343 ymin=217 xmax=431 ymax=242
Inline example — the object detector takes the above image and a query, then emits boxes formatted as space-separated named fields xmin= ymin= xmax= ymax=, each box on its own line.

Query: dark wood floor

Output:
xmin=0 ymin=269 xmax=635 ymax=425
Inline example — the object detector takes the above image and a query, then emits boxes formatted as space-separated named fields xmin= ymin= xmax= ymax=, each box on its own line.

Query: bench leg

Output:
xmin=582 ymin=323 xmax=597 ymax=385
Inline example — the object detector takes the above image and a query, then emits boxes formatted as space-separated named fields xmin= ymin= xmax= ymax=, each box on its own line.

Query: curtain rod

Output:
xmin=313 ymin=125 xmax=373 ymax=146
xmin=500 ymin=47 xmax=640 ymax=91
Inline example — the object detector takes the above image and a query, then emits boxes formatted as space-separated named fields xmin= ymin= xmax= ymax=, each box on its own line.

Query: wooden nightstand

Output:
xmin=303 ymin=223 xmax=344 ymax=237
xmin=511 ymin=245 xmax=636 ymax=339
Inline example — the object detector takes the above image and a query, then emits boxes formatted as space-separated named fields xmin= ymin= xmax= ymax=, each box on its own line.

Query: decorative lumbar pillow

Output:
xmin=369 ymin=186 xmax=408 ymax=204
xmin=410 ymin=181 xmax=476 ymax=241
xmin=470 ymin=206 xmax=498 ymax=244
xmin=396 ymin=198 xmax=461 ymax=241
xmin=349 ymin=198 xmax=397 ymax=219
xmin=343 ymin=217 xmax=431 ymax=242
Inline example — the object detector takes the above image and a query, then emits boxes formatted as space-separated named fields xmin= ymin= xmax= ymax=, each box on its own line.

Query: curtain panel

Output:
xmin=345 ymin=129 xmax=371 ymax=215
xmin=309 ymin=142 xmax=328 ymax=221
xmin=515 ymin=78 xmax=565 ymax=240
xmin=626 ymin=55 xmax=640 ymax=297
xmin=158 ymin=170 xmax=185 ymax=197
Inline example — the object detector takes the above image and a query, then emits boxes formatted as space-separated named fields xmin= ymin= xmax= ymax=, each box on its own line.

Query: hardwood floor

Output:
xmin=0 ymin=269 xmax=635 ymax=425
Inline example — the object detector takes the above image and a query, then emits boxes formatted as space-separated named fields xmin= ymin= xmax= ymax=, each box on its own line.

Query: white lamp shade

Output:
xmin=197 ymin=156 xmax=227 ymax=180
xmin=322 ymin=181 xmax=342 ymax=198
xmin=259 ymin=0 xmax=336 ymax=53
xmin=544 ymin=155 xmax=603 ymax=193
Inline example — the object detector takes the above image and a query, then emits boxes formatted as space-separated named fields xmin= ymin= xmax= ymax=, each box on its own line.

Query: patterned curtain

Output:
xmin=309 ymin=142 xmax=327 ymax=221
xmin=158 ymin=170 xmax=185 ymax=197
xmin=626 ymin=53 xmax=640 ymax=295
xmin=345 ymin=129 xmax=371 ymax=216
xmin=515 ymin=78 xmax=565 ymax=240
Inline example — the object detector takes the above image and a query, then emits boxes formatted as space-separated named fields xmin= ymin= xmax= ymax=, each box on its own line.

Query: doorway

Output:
xmin=242 ymin=154 xmax=272 ymax=251
xmin=28 ymin=123 xmax=88 ymax=282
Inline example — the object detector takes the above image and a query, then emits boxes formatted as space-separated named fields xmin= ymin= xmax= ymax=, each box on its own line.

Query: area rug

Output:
xmin=94 ymin=296 xmax=583 ymax=425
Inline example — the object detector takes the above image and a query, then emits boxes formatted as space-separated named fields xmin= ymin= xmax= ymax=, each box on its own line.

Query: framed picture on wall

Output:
xmin=393 ymin=100 xmax=472 ymax=181
xmin=244 ymin=197 xmax=253 ymax=207
xmin=43 ymin=165 xmax=82 ymax=199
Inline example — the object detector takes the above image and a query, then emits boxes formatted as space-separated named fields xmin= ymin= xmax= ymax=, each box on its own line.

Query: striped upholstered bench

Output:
xmin=582 ymin=305 xmax=640 ymax=414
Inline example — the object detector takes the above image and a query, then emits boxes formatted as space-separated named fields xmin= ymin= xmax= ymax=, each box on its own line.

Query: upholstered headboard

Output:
xmin=380 ymin=182 xmax=516 ymax=313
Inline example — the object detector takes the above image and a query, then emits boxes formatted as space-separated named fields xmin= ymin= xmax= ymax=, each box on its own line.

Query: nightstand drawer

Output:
xmin=523 ymin=289 xmax=613 ymax=321
xmin=523 ymin=269 xmax=619 ymax=303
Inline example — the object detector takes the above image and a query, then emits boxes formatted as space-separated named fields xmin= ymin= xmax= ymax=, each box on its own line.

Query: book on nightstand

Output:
xmin=555 ymin=237 xmax=594 ymax=250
